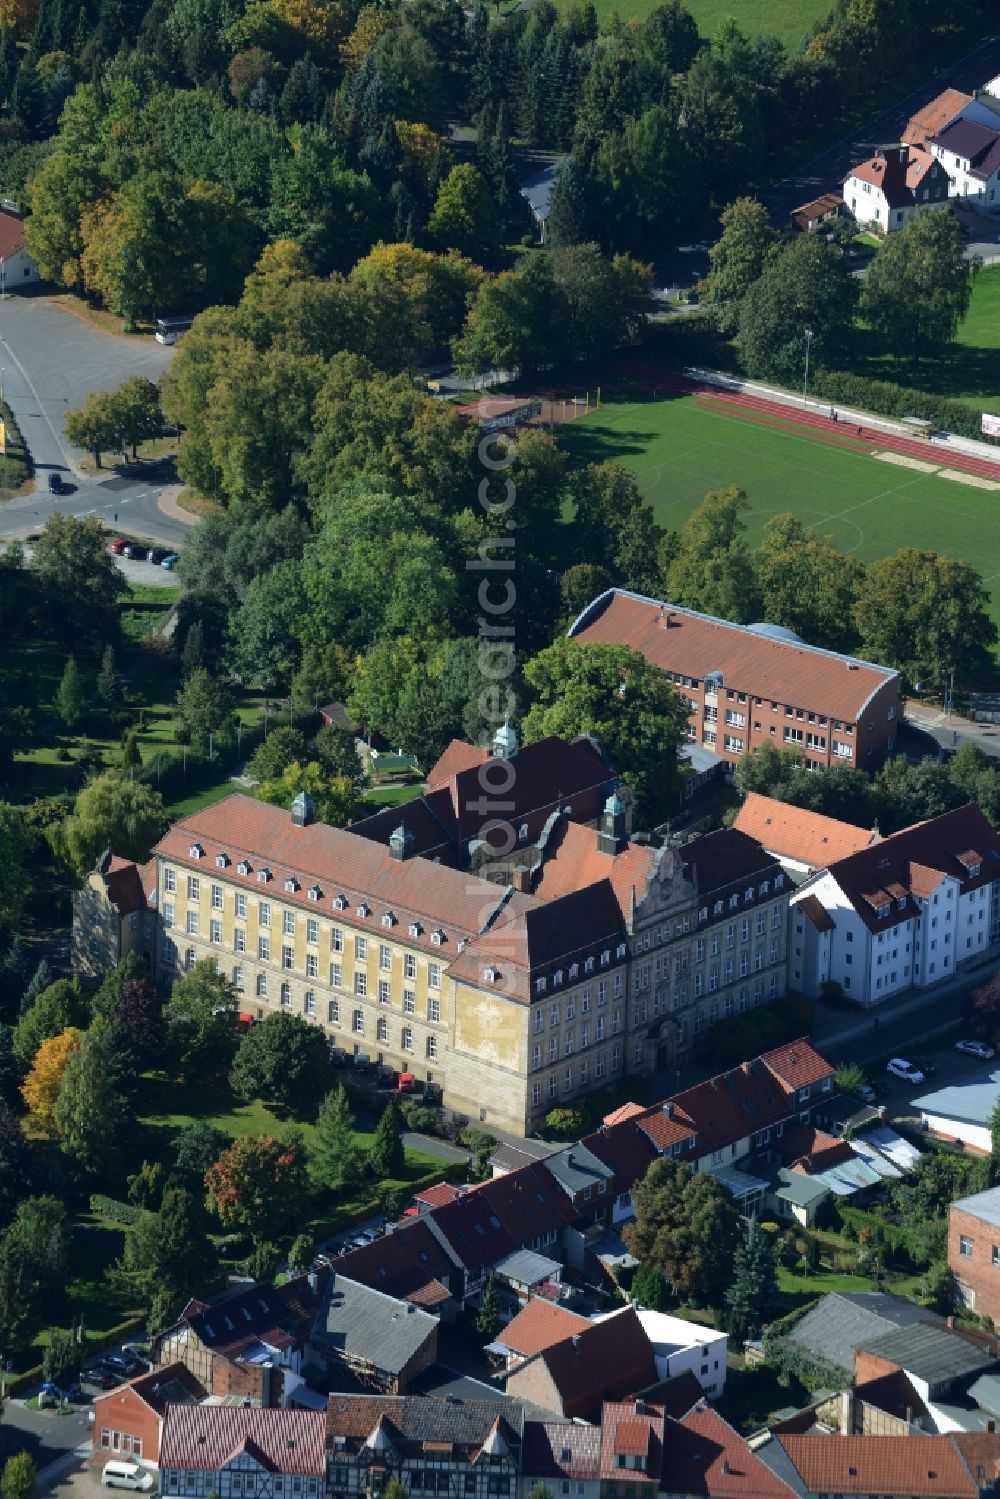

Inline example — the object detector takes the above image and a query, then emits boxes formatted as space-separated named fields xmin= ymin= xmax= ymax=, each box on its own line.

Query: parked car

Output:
xmin=146 ymin=547 xmax=167 ymax=565
xmin=47 ymin=472 xmax=62 ymax=494
xmin=109 ymin=538 xmax=127 ymax=555
xmin=858 ymin=1083 xmax=878 ymax=1103
xmin=99 ymin=1353 xmax=144 ymax=1379
xmin=122 ymin=542 xmax=147 ymax=560
xmin=101 ymin=1461 xmax=153 ymax=1491
xmin=956 ymin=1039 xmax=996 ymax=1059
xmin=160 ymin=553 xmax=178 ymax=569
xmin=397 ymin=1072 xmax=416 ymax=1093
xmin=40 ymin=1380 xmax=83 ymax=1404
xmin=886 ymin=1057 xmax=926 ymax=1085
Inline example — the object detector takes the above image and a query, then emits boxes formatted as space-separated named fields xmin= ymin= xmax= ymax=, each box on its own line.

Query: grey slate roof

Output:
xmin=312 ymin=1274 xmax=437 ymax=1376
xmin=784 ymin=1293 xmax=942 ymax=1375
xmin=518 ymin=162 xmax=560 ymax=220
xmin=493 ymin=1248 xmax=562 ymax=1287
xmin=968 ymin=1372 xmax=1000 ymax=1416
xmin=914 ymin=1068 xmax=1000 ymax=1128
xmin=543 ymin=1142 xmax=614 ymax=1197
xmin=858 ymin=1322 xmax=997 ymax=1386
xmin=953 ymin=1186 xmax=1000 ymax=1228
xmin=772 ymin=1168 xmax=830 ymax=1209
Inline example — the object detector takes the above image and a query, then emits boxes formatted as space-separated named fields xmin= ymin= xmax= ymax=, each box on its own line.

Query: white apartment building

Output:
xmin=790 ymin=804 xmax=1000 ymax=1008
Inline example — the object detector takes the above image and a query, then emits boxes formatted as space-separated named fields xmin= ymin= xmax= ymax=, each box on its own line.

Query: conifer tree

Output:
xmin=368 ymin=1100 xmax=404 ymax=1180
xmin=308 ymin=1085 xmax=360 ymax=1190
xmin=57 ymin=655 xmax=84 ymax=730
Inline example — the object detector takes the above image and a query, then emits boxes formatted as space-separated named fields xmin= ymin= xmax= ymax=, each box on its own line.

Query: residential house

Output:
xmin=769 ymin=1432 xmax=997 ymax=1499
xmin=843 ymin=144 xmax=951 ymax=231
xmin=325 ymin=1395 xmax=524 ymax=1499
xmin=519 ymin=162 xmax=559 ymax=244
xmin=903 ymin=90 xmax=975 ymax=146
xmin=310 ymin=1274 xmax=439 ymax=1393
xmin=623 ymin=1311 xmax=726 ymax=1399
xmin=151 ymin=1270 xmax=330 ymax=1406
xmin=331 ymin=1220 xmax=458 ymax=1316
xmin=733 ymin=793 xmax=877 ymax=880
xmin=93 ymin=1364 xmax=205 ymax=1469
xmin=775 ymin=1292 xmax=943 ymax=1382
xmin=913 ymin=1068 xmax=1000 ymax=1153
xmin=790 ymin=193 xmax=843 ymax=232
xmin=504 ymin=1306 xmax=656 ymax=1421
xmin=159 ymin=1406 xmax=326 ymax=1499
xmin=489 ymin=1301 xmax=591 ymax=1371
xmin=0 ymin=208 xmax=39 ymax=291
xmin=520 ymin=1420 xmax=601 ymax=1499
xmin=72 ymin=851 xmax=156 ymax=978
xmin=660 ymin=1403 xmax=798 ymax=1499
xmin=789 ymin=803 xmax=1000 ymax=1007
xmin=568 ymin=588 xmax=900 ymax=775
xmin=950 ymin=1188 xmax=1000 ymax=1322
xmin=928 ymin=118 xmax=1000 ymax=212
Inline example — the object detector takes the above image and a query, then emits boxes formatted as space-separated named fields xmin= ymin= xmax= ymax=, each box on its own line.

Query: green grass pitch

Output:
xmin=559 ymin=390 xmax=1000 ymax=625
xmin=568 ymin=0 xmax=832 ymax=48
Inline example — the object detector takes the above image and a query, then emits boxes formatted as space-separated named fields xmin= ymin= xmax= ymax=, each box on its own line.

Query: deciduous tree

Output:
xmin=1 ymin=1453 xmax=36 ymax=1499
xmin=855 ymin=548 xmax=998 ymax=688
xmin=428 ymin=164 xmax=498 ymax=263
xmin=13 ymin=979 xmax=87 ymax=1071
xmin=205 ymin=1132 xmax=308 ymax=1241
xmin=861 ymin=210 xmax=976 ymax=363
xmin=20 ymin=1027 xmax=83 ymax=1129
xmin=230 ymin=1011 xmax=331 ymax=1113
xmin=54 ymin=772 xmax=169 ymax=877
xmin=42 ymin=1328 xmax=79 ymax=1394
xmin=52 ymin=1018 xmax=131 ymax=1177
xmin=666 ymin=486 xmax=760 ymax=623
xmin=0 ymin=804 xmax=35 ymax=936
xmin=0 ymin=1101 xmax=33 ymax=1233
xmin=624 ymin=1157 xmax=740 ymax=1305
xmin=175 ymin=668 xmax=236 ymax=750
xmin=700 ymin=197 xmax=778 ymax=335
xmin=522 ymin=640 xmax=688 ymax=827
xmin=163 ymin=961 xmax=240 ymax=1082
xmin=737 ymin=234 xmax=857 ymax=382
xmin=755 ymin=513 xmax=865 ymax=653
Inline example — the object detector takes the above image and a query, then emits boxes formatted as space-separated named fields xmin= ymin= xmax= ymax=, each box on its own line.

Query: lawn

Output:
xmin=567 ymin=0 xmax=830 ymax=47
xmin=360 ymin=782 xmax=426 ymax=810
xmin=848 ymin=263 xmax=1000 ymax=412
xmin=559 ymin=388 xmax=1000 ymax=626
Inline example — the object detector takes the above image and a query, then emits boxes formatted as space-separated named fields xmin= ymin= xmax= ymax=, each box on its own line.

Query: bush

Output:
xmin=811 ymin=367 xmax=1000 ymax=446
xmin=90 ymin=1194 xmax=143 ymax=1226
xmin=702 ymin=996 xmax=813 ymax=1065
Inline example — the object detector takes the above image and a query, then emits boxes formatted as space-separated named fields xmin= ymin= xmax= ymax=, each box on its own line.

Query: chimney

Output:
xmin=389 ymin=824 xmax=414 ymax=862
xmin=987 ymin=1420 xmax=996 ymax=1434
xmin=948 ymin=1316 xmax=956 ymax=1329
xmin=664 ymin=1101 xmax=674 ymax=1119
xmin=308 ymin=1271 xmax=318 ymax=1295
xmin=571 ymin=1335 xmax=581 ymax=1349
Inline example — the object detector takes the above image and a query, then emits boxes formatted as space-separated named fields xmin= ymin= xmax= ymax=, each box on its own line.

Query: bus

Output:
xmin=154 ymin=314 xmax=194 ymax=346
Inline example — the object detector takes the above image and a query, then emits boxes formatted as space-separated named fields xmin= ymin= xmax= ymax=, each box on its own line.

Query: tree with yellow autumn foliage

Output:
xmin=21 ymin=1027 xmax=83 ymax=1130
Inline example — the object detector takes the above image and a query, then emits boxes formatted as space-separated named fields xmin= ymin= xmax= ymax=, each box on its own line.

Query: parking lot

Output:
xmin=865 ymin=1034 xmax=996 ymax=1131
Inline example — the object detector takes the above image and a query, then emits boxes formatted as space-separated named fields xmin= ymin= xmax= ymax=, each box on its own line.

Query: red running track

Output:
xmin=611 ymin=360 xmax=1000 ymax=482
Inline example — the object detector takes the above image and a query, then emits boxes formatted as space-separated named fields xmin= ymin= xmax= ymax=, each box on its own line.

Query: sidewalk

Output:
xmin=156 ymin=484 xmax=198 ymax=527
xmin=810 ymin=948 xmax=999 ymax=1050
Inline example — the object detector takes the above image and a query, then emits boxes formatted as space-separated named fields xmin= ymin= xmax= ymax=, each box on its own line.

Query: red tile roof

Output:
xmin=906 ymin=144 xmax=941 ymax=189
xmin=0 ymin=210 xmax=25 ymax=263
xmin=425 ymin=739 xmax=489 ymax=789
xmin=791 ymin=192 xmax=843 ymax=231
xmin=846 ymin=148 xmax=916 ymax=209
xmin=102 ymin=855 xmax=149 ymax=916
xmin=818 ymin=803 xmax=1000 ymax=935
xmin=95 ymin=1361 xmax=205 ymax=1412
xmin=533 ymin=817 xmax=656 ymax=915
xmin=600 ymin=1401 xmax=665 ymax=1483
xmin=581 ymin=1116 xmax=659 ymax=1193
xmin=778 ymin=1125 xmax=855 ymax=1174
xmin=759 ymin=1039 xmax=835 ymax=1093
xmin=498 ymin=1300 xmax=590 ymax=1357
xmin=603 ymin=1102 xmax=646 ymax=1125
xmin=797 ymin=893 xmax=834 ymax=934
xmin=777 ymin=1434 xmax=981 ymax=1497
xmin=160 ymin=1406 xmax=327 ymax=1474
xmin=179 ymin=1267 xmax=329 ymax=1360
xmin=522 ymin=1420 xmax=602 ymax=1481
xmin=568 ymin=590 xmax=897 ymax=724
xmin=332 ymin=1220 xmax=455 ymax=1307
xmin=903 ymin=88 xmax=972 ymax=144
xmin=324 ymin=1396 xmax=522 ymax=1457
xmin=668 ymin=1404 xmax=799 ymax=1499
xmin=507 ymin=1307 xmax=655 ymax=1421
xmin=734 ymin=793 xmax=875 ymax=870
xmin=414 ymin=1183 xmax=462 ymax=1209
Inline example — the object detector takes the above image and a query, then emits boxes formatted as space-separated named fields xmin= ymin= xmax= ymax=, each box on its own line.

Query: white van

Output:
xmin=101 ymin=1461 xmax=154 ymax=1491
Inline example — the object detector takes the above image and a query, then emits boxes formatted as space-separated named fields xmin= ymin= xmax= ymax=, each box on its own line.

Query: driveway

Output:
xmin=0 ymin=1397 xmax=92 ymax=1476
xmin=0 ymin=295 xmax=174 ymax=479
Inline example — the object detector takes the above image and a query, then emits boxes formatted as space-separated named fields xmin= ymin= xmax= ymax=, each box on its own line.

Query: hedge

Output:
xmin=90 ymin=1194 xmax=143 ymax=1226
xmin=810 ymin=367 xmax=999 ymax=446
xmin=763 ymin=1298 xmax=852 ymax=1390
xmin=0 ymin=397 xmax=31 ymax=489
xmin=4 ymin=1313 xmax=149 ymax=1395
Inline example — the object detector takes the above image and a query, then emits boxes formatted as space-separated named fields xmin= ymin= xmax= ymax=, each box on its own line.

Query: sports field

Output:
xmin=560 ymin=389 xmax=1000 ymax=624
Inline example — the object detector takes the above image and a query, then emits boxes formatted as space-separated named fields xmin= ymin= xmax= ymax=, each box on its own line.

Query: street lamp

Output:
xmin=802 ymin=328 xmax=814 ymax=407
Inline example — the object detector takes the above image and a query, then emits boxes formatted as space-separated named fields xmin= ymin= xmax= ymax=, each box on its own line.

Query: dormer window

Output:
xmin=257 ymin=868 xmax=271 ymax=884
xmin=308 ymin=885 xmax=321 ymax=902
xmin=285 ymin=877 xmax=299 ymax=893
xmin=189 ymin=843 xmax=204 ymax=859
xmin=569 ymin=963 xmax=578 ymax=980
xmin=970 ymin=861 xmax=982 ymax=878
xmin=714 ymin=900 xmax=723 ymax=915
xmin=409 ymin=922 xmax=422 ymax=937
xmin=484 ymin=966 xmax=500 ymax=983
xmin=518 ymin=823 xmax=529 ymax=842
xmin=216 ymin=853 xmax=229 ymax=869
xmin=775 ymin=874 xmax=784 ymax=890
xmin=584 ymin=956 xmax=594 ymax=974
xmin=760 ymin=881 xmax=769 ymax=895
xmin=356 ymin=903 xmax=370 ymax=919
xmin=600 ymin=950 xmax=610 ymax=966
xmin=237 ymin=861 xmax=251 ymax=876
xmin=381 ymin=911 xmax=396 ymax=928
xmin=744 ymin=887 xmax=754 ymax=902
xmin=535 ymin=977 xmax=546 ymax=995
xmin=699 ymin=906 xmax=708 ymax=923
xmin=897 ymin=897 xmax=906 ymax=910
xmin=877 ymin=905 xmax=888 ymax=919
xmin=431 ymin=929 xmax=445 ymax=946
xmin=333 ymin=894 xmax=348 ymax=910
xmin=553 ymin=969 xmax=563 ymax=987
xmin=616 ymin=943 xmax=627 ymax=959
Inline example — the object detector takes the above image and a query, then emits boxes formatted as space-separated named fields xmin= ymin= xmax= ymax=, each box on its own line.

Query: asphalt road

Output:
xmin=657 ymin=33 xmax=1000 ymax=290
xmin=0 ymin=1398 xmax=92 ymax=1472
xmin=0 ymin=294 xmax=188 ymax=549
